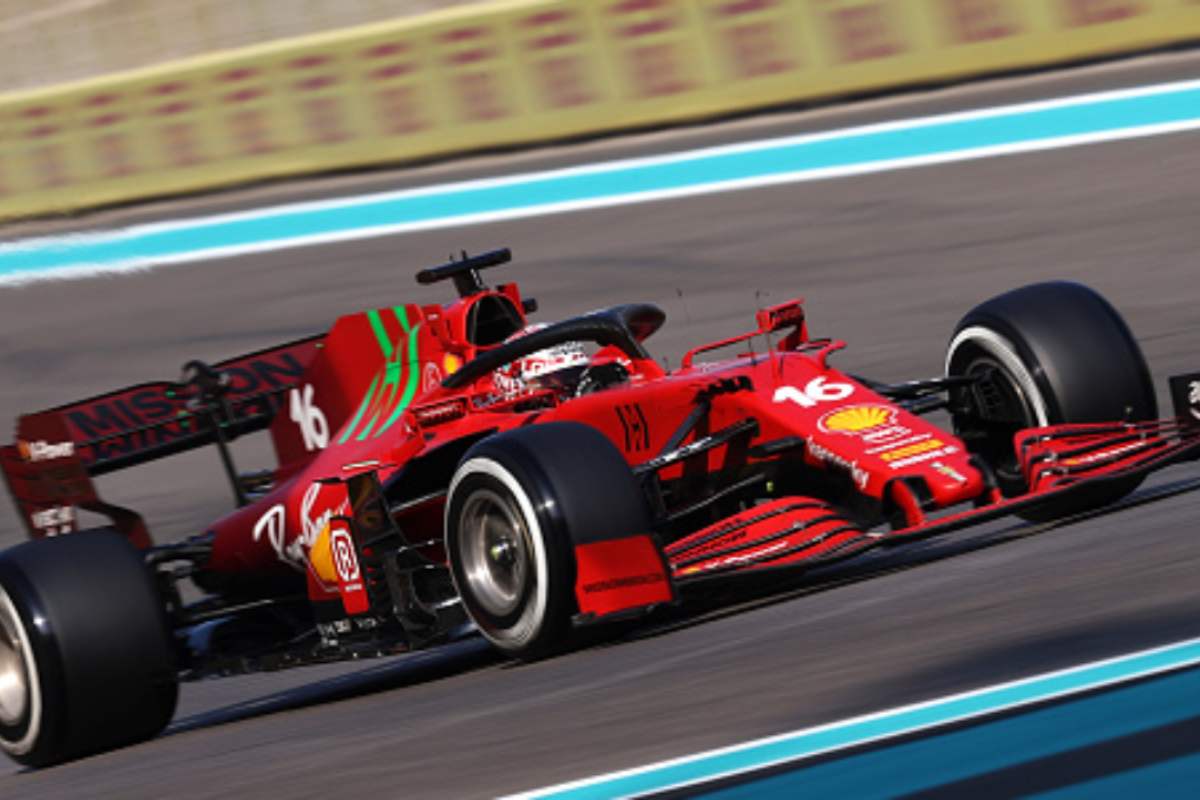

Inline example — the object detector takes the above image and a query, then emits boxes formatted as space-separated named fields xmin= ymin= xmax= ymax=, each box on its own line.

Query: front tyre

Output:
xmin=445 ymin=423 xmax=651 ymax=660
xmin=946 ymin=281 xmax=1156 ymax=518
xmin=0 ymin=530 xmax=178 ymax=767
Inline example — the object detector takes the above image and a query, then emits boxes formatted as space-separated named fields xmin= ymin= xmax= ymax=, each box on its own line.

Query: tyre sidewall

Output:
xmin=445 ymin=422 xmax=650 ymax=658
xmin=446 ymin=461 xmax=570 ymax=652
xmin=948 ymin=282 xmax=1157 ymax=425
xmin=946 ymin=282 xmax=1156 ymax=515
xmin=0 ymin=566 xmax=64 ymax=766
xmin=0 ymin=531 xmax=178 ymax=767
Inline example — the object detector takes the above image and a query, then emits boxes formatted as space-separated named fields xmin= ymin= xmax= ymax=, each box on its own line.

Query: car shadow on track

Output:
xmin=893 ymin=605 xmax=1200 ymax=699
xmin=164 ymin=639 xmax=500 ymax=737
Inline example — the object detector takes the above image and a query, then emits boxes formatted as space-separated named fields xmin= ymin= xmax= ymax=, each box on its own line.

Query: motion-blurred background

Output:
xmin=1 ymin=0 xmax=1195 ymax=222
xmin=3 ymin=0 xmax=473 ymax=89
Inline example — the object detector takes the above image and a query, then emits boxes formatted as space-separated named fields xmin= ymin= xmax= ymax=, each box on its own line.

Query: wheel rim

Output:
xmin=458 ymin=489 xmax=534 ymax=618
xmin=959 ymin=353 xmax=1038 ymax=486
xmin=964 ymin=354 xmax=1036 ymax=423
xmin=0 ymin=590 xmax=30 ymax=727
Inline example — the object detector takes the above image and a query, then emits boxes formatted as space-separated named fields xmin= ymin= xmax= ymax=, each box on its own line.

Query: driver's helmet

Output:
xmin=493 ymin=323 xmax=590 ymax=397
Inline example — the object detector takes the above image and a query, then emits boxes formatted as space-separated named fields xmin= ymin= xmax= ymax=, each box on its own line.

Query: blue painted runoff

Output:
xmin=695 ymin=666 xmax=1200 ymax=799
xmin=4 ymin=83 xmax=1200 ymax=280
xmin=527 ymin=637 xmax=1200 ymax=799
xmin=1032 ymin=752 xmax=1200 ymax=799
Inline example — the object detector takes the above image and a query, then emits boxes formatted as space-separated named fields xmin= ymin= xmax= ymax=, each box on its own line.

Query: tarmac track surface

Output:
xmin=1 ymin=51 xmax=1200 ymax=799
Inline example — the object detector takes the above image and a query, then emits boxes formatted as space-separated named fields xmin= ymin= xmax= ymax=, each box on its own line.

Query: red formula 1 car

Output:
xmin=1 ymin=249 xmax=1198 ymax=766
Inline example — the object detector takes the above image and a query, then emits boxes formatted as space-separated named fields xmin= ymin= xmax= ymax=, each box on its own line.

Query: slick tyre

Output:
xmin=946 ymin=281 xmax=1157 ymax=520
xmin=445 ymin=422 xmax=650 ymax=660
xmin=0 ymin=530 xmax=178 ymax=767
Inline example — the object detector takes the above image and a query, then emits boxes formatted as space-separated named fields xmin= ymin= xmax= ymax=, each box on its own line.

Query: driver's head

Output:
xmin=494 ymin=324 xmax=589 ymax=396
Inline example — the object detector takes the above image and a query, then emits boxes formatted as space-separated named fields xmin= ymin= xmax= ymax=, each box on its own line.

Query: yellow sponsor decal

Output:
xmin=881 ymin=439 xmax=945 ymax=462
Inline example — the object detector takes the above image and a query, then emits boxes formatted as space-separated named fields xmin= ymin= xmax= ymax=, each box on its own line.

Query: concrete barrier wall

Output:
xmin=1 ymin=0 xmax=1196 ymax=221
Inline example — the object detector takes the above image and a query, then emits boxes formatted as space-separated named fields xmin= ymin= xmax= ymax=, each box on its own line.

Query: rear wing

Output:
xmin=1 ymin=335 xmax=323 ymax=544
xmin=33 ymin=335 xmax=322 ymax=474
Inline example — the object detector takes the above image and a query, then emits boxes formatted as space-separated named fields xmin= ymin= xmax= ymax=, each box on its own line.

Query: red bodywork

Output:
xmin=5 ymin=272 xmax=1200 ymax=628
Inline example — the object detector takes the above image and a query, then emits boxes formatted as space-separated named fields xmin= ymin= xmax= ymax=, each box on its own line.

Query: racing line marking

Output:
xmin=3 ymin=78 xmax=1200 ymax=285
xmin=506 ymin=634 xmax=1200 ymax=799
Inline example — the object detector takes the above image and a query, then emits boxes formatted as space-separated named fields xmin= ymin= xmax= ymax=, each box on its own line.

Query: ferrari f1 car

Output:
xmin=1 ymin=249 xmax=1198 ymax=766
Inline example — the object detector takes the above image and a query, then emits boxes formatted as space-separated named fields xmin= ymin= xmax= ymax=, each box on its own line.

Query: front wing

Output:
xmin=665 ymin=406 xmax=1200 ymax=584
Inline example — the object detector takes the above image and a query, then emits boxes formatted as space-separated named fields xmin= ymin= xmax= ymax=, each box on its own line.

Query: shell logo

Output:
xmin=819 ymin=405 xmax=897 ymax=435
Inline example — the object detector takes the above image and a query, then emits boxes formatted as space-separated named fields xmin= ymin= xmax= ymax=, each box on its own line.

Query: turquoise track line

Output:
xmin=3 ymin=79 xmax=1200 ymax=283
xmin=512 ymin=635 xmax=1200 ymax=799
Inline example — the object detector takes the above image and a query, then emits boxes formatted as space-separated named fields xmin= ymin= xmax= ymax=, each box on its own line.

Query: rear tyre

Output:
xmin=445 ymin=422 xmax=650 ymax=660
xmin=946 ymin=281 xmax=1156 ymax=519
xmin=0 ymin=530 xmax=178 ymax=767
